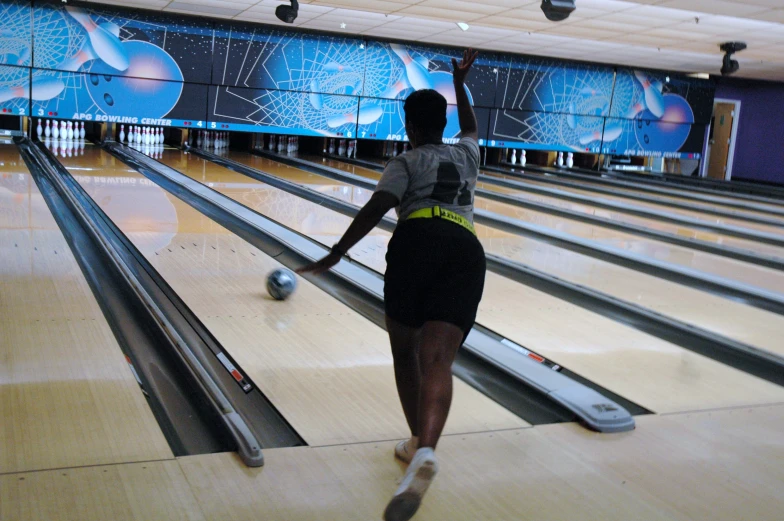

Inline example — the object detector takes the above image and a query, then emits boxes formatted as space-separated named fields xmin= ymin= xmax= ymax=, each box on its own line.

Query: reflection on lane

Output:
xmin=55 ymin=144 xmax=528 ymax=444
xmin=484 ymin=171 xmax=784 ymax=236
xmin=290 ymin=152 xmax=784 ymax=295
xmin=157 ymin=147 xmax=784 ymax=414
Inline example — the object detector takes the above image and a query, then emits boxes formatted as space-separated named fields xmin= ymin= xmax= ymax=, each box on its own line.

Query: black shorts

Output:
xmin=384 ymin=218 xmax=486 ymax=334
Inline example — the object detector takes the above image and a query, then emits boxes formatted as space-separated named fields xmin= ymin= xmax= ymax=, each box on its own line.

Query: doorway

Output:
xmin=704 ymin=99 xmax=741 ymax=180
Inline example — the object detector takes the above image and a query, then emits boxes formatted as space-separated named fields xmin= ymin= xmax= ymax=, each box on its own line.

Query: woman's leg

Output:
xmin=386 ymin=315 xmax=422 ymax=437
xmin=416 ymin=320 xmax=464 ymax=449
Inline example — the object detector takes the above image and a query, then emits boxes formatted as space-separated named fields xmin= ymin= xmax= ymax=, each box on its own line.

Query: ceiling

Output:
xmin=84 ymin=0 xmax=784 ymax=82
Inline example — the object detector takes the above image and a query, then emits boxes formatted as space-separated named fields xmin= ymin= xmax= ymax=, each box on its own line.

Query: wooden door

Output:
xmin=707 ymin=102 xmax=734 ymax=180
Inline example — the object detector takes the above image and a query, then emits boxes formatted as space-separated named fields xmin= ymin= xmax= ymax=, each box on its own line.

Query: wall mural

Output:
xmin=0 ymin=0 xmax=716 ymax=156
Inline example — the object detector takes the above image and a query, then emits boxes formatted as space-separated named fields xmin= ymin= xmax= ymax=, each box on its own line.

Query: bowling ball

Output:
xmin=85 ymin=40 xmax=183 ymax=117
xmin=266 ymin=268 xmax=297 ymax=300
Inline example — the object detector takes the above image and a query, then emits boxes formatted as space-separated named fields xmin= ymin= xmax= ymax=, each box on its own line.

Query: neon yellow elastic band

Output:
xmin=406 ymin=206 xmax=476 ymax=236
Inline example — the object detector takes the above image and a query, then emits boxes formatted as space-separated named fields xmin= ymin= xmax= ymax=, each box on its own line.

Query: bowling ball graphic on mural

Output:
xmin=634 ymin=94 xmax=694 ymax=151
xmin=85 ymin=40 xmax=183 ymax=117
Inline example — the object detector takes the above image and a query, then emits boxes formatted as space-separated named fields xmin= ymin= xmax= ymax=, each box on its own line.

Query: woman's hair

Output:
xmin=403 ymin=89 xmax=447 ymax=137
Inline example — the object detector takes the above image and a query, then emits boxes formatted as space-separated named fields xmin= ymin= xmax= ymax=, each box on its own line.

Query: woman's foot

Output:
xmin=394 ymin=436 xmax=419 ymax=464
xmin=384 ymin=448 xmax=438 ymax=521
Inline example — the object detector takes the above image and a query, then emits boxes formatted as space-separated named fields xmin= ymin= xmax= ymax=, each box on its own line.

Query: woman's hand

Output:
xmin=451 ymin=48 xmax=478 ymax=85
xmin=296 ymin=250 xmax=342 ymax=276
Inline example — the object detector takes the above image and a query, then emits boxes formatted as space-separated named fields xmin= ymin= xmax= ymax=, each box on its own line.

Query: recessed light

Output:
xmin=359 ymin=43 xmax=364 ymax=49
xmin=665 ymin=76 xmax=670 ymax=82
xmin=456 ymin=22 xmax=469 ymax=31
xmin=687 ymin=72 xmax=710 ymax=79
xmin=340 ymin=22 xmax=346 ymax=29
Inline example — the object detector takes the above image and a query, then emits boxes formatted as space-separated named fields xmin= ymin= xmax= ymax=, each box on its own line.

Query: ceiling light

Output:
xmin=340 ymin=22 xmax=346 ymax=29
xmin=456 ymin=22 xmax=469 ymax=31
xmin=687 ymin=73 xmax=710 ymax=79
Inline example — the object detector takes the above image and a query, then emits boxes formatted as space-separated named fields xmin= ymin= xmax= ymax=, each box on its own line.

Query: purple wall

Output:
xmin=714 ymin=78 xmax=784 ymax=185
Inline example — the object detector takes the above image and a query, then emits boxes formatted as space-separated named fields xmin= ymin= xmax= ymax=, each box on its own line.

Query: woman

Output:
xmin=299 ymin=49 xmax=484 ymax=521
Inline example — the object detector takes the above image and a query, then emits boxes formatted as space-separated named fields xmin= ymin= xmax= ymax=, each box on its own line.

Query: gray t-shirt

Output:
xmin=374 ymin=137 xmax=480 ymax=222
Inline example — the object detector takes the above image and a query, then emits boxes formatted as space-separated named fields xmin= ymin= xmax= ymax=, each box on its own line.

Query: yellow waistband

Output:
xmin=406 ymin=206 xmax=476 ymax=235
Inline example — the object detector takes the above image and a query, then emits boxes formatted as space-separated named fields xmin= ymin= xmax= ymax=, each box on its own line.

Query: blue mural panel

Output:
xmin=496 ymin=57 xmax=615 ymax=118
xmin=29 ymin=3 xmax=213 ymax=83
xmin=0 ymin=0 xmax=717 ymax=149
xmin=489 ymin=108 xmax=606 ymax=151
xmin=355 ymin=98 xmax=489 ymax=144
xmin=0 ymin=0 xmax=31 ymax=67
xmin=0 ymin=64 xmax=29 ymax=115
xmin=610 ymin=69 xmax=714 ymax=125
xmin=601 ymin=117 xmax=705 ymax=158
xmin=207 ymin=85 xmax=359 ymax=137
xmin=360 ymin=41 xmax=499 ymax=108
xmin=212 ymin=23 xmax=365 ymax=97
xmin=30 ymin=69 xmax=206 ymax=127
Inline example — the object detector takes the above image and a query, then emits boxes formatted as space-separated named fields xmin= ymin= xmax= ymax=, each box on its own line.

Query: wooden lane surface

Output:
xmin=178 ymin=404 xmax=784 ymax=521
xmin=5 ymin=405 xmax=783 ymax=520
xmin=314 ymin=154 xmax=784 ymax=260
xmin=57 ymin=144 xmax=528 ymax=447
xmin=300 ymin=156 xmax=784 ymax=295
xmin=0 ymin=145 xmax=172 ymax=474
xmin=486 ymin=172 xmax=784 ymax=236
xmin=233 ymin=152 xmax=784 ymax=359
xmin=0 ymin=459 xmax=205 ymax=521
xmin=476 ymin=178 xmax=784 ymax=259
xmin=525 ymin=169 xmax=784 ymax=220
xmin=165 ymin=149 xmax=784 ymax=414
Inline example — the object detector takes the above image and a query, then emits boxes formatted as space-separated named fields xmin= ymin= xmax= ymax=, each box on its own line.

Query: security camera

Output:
xmin=718 ymin=41 xmax=746 ymax=76
xmin=541 ymin=0 xmax=575 ymax=22
xmin=275 ymin=0 xmax=298 ymax=23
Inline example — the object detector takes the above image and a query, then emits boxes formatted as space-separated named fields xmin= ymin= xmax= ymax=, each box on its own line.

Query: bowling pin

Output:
xmin=566 ymin=152 xmax=574 ymax=168
xmin=196 ymin=130 xmax=202 ymax=147
xmin=60 ymin=120 xmax=67 ymax=139
xmin=277 ymin=136 xmax=284 ymax=153
xmin=389 ymin=43 xmax=430 ymax=91
xmin=338 ymin=139 xmax=346 ymax=156
xmin=557 ymin=151 xmax=564 ymax=167
xmin=119 ymin=124 xmax=125 ymax=143
xmin=520 ymin=150 xmax=527 ymax=167
xmin=633 ymin=70 xmax=664 ymax=119
xmin=52 ymin=121 xmax=59 ymax=139
xmin=79 ymin=121 xmax=85 ymax=139
xmin=44 ymin=120 xmax=51 ymax=138
xmin=67 ymin=121 xmax=74 ymax=140
xmin=36 ymin=119 xmax=43 ymax=139
xmin=64 ymin=6 xmax=129 ymax=72
xmin=328 ymin=138 xmax=335 ymax=155
xmin=510 ymin=149 xmax=517 ymax=165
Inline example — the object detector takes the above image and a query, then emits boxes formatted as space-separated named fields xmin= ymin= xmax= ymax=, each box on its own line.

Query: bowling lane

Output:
xmin=312 ymin=155 xmax=784 ymax=259
xmin=0 ymin=143 xmax=172 ymax=474
xmin=158 ymin=148 xmax=784 ymax=414
xmin=483 ymin=171 xmax=784 ymax=236
xmin=222 ymin=150 xmax=784 ymax=360
xmin=56 ymin=144 xmax=528 ymax=446
xmin=525 ymin=169 xmax=784 ymax=220
xmin=297 ymin=155 xmax=784 ymax=295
